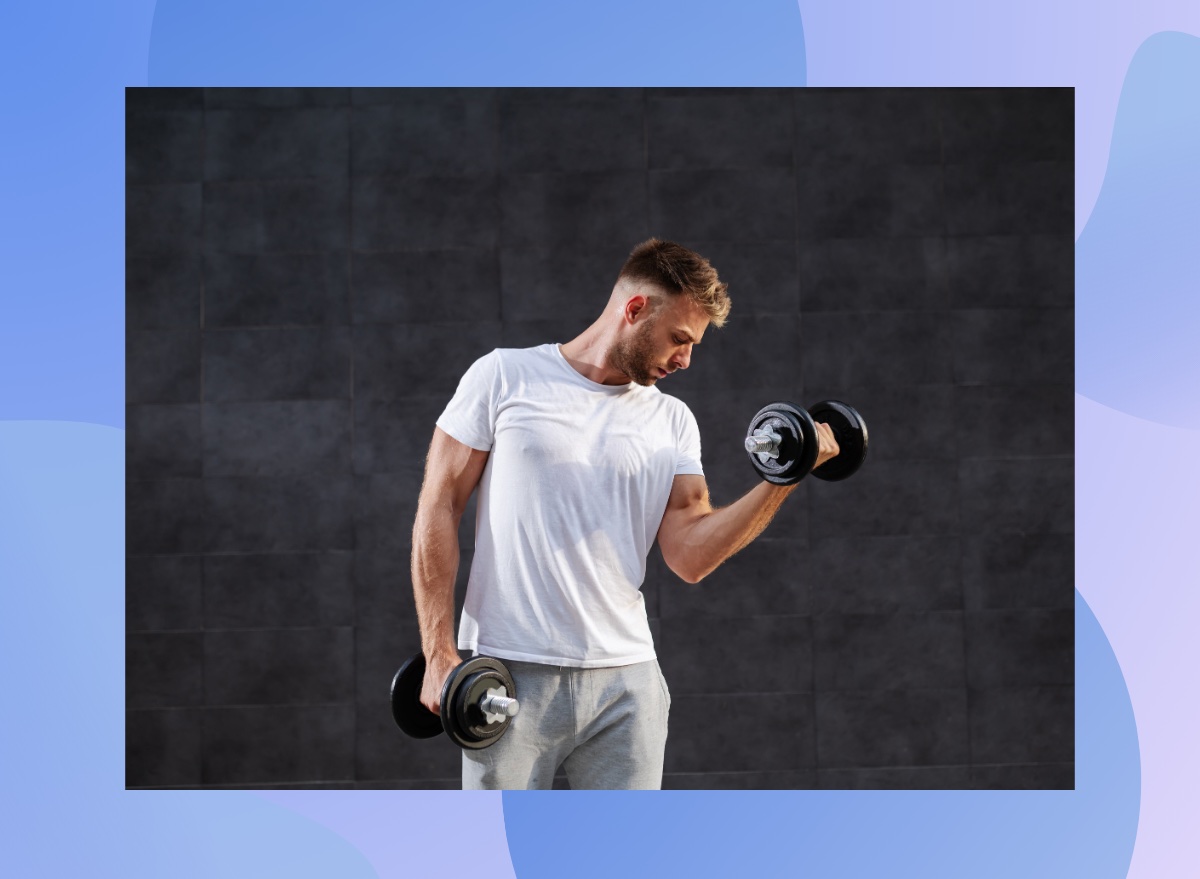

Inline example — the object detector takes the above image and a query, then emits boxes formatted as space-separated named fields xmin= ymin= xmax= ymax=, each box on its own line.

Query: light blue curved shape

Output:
xmin=1077 ymin=31 xmax=1200 ymax=428
xmin=503 ymin=591 xmax=1139 ymax=877
xmin=0 ymin=421 xmax=377 ymax=878
xmin=255 ymin=790 xmax=516 ymax=879
xmin=1074 ymin=392 xmax=1200 ymax=879
xmin=148 ymin=0 xmax=807 ymax=85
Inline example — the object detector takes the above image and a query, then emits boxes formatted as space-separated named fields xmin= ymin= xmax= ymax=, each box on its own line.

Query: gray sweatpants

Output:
xmin=461 ymin=658 xmax=671 ymax=790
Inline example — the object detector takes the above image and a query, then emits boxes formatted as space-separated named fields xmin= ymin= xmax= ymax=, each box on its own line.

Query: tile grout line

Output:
xmin=494 ymin=89 xmax=504 ymax=326
xmin=199 ymin=86 xmax=210 ymax=785
xmin=347 ymin=92 xmax=359 ymax=786
xmin=792 ymin=87 xmax=822 ymax=779
xmin=642 ymin=88 xmax=651 ymax=241
xmin=938 ymin=88 xmax=977 ymax=780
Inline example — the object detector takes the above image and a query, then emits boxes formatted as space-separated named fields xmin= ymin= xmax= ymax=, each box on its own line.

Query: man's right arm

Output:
xmin=412 ymin=426 xmax=490 ymax=716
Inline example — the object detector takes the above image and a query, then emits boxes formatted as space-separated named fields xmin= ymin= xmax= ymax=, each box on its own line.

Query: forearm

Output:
xmin=411 ymin=499 xmax=462 ymax=661
xmin=673 ymin=481 xmax=797 ymax=582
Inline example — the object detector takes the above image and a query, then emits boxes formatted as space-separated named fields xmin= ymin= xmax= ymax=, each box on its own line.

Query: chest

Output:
xmin=495 ymin=391 xmax=676 ymax=480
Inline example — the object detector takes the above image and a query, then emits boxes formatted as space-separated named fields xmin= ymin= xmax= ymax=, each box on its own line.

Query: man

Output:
xmin=412 ymin=239 xmax=838 ymax=789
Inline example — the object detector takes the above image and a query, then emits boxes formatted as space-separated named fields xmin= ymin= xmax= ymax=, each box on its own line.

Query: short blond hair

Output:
xmin=617 ymin=238 xmax=731 ymax=328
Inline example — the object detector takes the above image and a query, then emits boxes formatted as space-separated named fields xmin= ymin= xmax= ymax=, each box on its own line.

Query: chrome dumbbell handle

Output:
xmin=744 ymin=427 xmax=782 ymax=459
xmin=479 ymin=689 xmax=520 ymax=724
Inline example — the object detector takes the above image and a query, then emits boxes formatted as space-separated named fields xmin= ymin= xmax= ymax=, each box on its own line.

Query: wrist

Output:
xmin=426 ymin=645 xmax=462 ymax=668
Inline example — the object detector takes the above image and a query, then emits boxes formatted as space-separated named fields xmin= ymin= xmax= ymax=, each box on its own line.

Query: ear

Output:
xmin=622 ymin=295 xmax=651 ymax=325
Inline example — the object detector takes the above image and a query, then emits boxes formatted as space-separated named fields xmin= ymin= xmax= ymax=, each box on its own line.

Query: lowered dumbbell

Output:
xmin=390 ymin=653 xmax=520 ymax=750
xmin=745 ymin=400 xmax=868 ymax=485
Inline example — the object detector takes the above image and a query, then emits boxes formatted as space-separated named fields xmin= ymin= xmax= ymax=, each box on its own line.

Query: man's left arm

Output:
xmin=656 ymin=421 xmax=839 ymax=583
xmin=656 ymin=477 xmax=797 ymax=583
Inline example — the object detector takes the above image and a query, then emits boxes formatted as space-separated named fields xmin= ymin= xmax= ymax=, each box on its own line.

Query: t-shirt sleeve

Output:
xmin=675 ymin=403 xmax=704 ymax=476
xmin=436 ymin=350 xmax=502 ymax=452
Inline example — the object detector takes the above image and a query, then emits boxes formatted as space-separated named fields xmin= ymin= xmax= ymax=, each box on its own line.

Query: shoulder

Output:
xmin=490 ymin=344 xmax=566 ymax=384
xmin=462 ymin=345 xmax=560 ymax=397
xmin=489 ymin=344 xmax=556 ymax=369
xmin=464 ymin=345 xmax=547 ymax=375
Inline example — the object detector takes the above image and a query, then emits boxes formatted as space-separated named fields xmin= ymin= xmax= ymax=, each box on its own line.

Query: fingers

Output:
xmin=420 ymin=666 xmax=449 ymax=716
xmin=419 ymin=650 xmax=462 ymax=716
xmin=419 ymin=685 xmax=443 ymax=717
xmin=816 ymin=421 xmax=840 ymax=457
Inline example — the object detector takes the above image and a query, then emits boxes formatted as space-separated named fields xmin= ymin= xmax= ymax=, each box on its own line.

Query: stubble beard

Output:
xmin=606 ymin=319 xmax=659 ymax=386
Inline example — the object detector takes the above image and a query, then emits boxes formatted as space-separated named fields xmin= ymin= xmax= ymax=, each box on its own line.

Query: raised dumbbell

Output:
xmin=745 ymin=400 xmax=868 ymax=485
xmin=390 ymin=653 xmax=520 ymax=750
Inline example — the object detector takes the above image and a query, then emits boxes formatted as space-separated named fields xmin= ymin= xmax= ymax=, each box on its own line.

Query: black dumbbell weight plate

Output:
xmin=809 ymin=400 xmax=869 ymax=482
xmin=746 ymin=402 xmax=820 ymax=485
xmin=441 ymin=656 xmax=518 ymax=750
xmin=390 ymin=653 xmax=445 ymax=739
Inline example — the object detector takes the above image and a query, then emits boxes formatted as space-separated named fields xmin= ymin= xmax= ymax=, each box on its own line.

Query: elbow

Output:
xmin=659 ymin=520 xmax=718 ymax=584
xmin=664 ymin=554 xmax=711 ymax=585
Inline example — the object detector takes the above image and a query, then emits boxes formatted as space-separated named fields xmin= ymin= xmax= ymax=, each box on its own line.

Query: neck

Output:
xmin=559 ymin=321 xmax=628 ymax=385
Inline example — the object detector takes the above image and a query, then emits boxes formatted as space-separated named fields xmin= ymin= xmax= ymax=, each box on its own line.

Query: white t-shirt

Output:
xmin=436 ymin=343 xmax=704 ymax=667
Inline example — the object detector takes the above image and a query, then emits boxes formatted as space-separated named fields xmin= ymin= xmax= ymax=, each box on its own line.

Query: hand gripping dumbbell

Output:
xmin=390 ymin=653 xmax=520 ymax=750
xmin=745 ymin=400 xmax=869 ymax=485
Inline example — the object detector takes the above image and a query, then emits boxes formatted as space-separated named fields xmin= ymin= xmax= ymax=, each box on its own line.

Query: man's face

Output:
xmin=607 ymin=295 xmax=709 ymax=387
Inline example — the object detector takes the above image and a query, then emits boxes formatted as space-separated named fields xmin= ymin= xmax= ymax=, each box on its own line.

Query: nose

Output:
xmin=673 ymin=344 xmax=692 ymax=371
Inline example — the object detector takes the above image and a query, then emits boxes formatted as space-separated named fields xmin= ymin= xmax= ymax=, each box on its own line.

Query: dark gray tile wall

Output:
xmin=126 ymin=87 xmax=1074 ymax=790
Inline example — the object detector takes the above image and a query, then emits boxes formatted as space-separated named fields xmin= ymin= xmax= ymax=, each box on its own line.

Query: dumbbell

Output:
xmin=745 ymin=400 xmax=868 ymax=485
xmin=390 ymin=653 xmax=520 ymax=750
